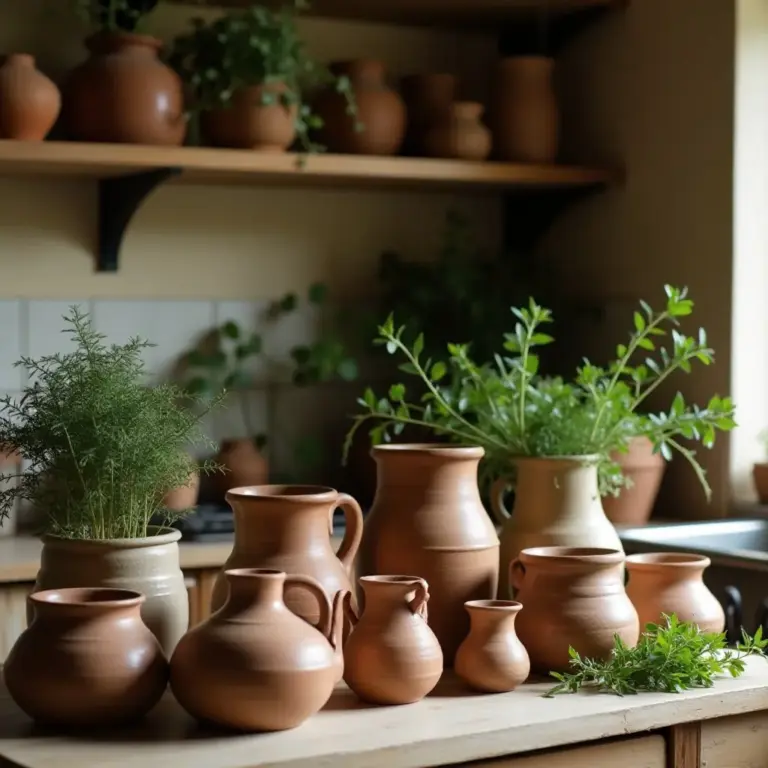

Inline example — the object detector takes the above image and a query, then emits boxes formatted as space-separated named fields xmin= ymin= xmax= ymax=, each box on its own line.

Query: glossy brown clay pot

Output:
xmin=63 ymin=32 xmax=186 ymax=145
xmin=201 ymin=83 xmax=298 ymax=151
xmin=511 ymin=547 xmax=639 ymax=673
xmin=753 ymin=462 xmax=768 ymax=503
xmin=400 ymin=72 xmax=455 ymax=156
xmin=626 ymin=553 xmax=725 ymax=633
xmin=359 ymin=445 xmax=499 ymax=666
xmin=214 ymin=438 xmax=269 ymax=495
xmin=315 ymin=59 xmax=406 ymax=155
xmin=211 ymin=485 xmax=363 ymax=627
xmin=343 ymin=576 xmax=443 ymax=704
xmin=0 ymin=54 xmax=60 ymax=140
xmin=5 ymin=588 xmax=168 ymax=727
xmin=455 ymin=600 xmax=530 ymax=693
xmin=424 ymin=102 xmax=492 ymax=161
xmin=171 ymin=569 xmax=345 ymax=731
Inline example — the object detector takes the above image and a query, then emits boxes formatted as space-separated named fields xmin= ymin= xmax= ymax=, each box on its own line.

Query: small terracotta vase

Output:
xmin=314 ymin=59 xmax=406 ymax=155
xmin=0 ymin=54 xmax=61 ymax=140
xmin=424 ymin=101 xmax=491 ymax=160
xmin=162 ymin=468 xmax=200 ymax=512
xmin=343 ymin=576 xmax=443 ymax=704
xmin=201 ymin=82 xmax=298 ymax=151
xmin=490 ymin=56 xmax=559 ymax=163
xmin=511 ymin=547 xmax=639 ymax=673
xmin=63 ymin=32 xmax=186 ymax=145
xmin=454 ymin=600 xmax=530 ymax=693
xmin=5 ymin=588 xmax=168 ymax=727
xmin=0 ymin=448 xmax=22 ymax=538
xmin=753 ymin=462 xmax=768 ymax=503
xmin=400 ymin=72 xmax=455 ymax=156
xmin=214 ymin=438 xmax=269 ymax=496
xmin=171 ymin=569 xmax=345 ymax=731
xmin=626 ymin=553 xmax=725 ymax=633
xmin=602 ymin=437 xmax=666 ymax=525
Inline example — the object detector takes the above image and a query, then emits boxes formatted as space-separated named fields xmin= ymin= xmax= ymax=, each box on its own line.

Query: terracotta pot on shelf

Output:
xmin=489 ymin=55 xmax=559 ymax=163
xmin=0 ymin=54 xmax=60 ymax=140
xmin=162 ymin=468 xmax=200 ymax=512
xmin=171 ymin=569 xmax=345 ymax=731
xmin=343 ymin=575 xmax=443 ymax=705
xmin=626 ymin=553 xmax=725 ymax=633
xmin=201 ymin=82 xmax=298 ymax=151
xmin=358 ymin=444 xmax=499 ymax=666
xmin=5 ymin=587 xmax=168 ymax=727
xmin=602 ymin=437 xmax=666 ymax=525
xmin=753 ymin=462 xmax=768 ymax=503
xmin=62 ymin=31 xmax=186 ymax=145
xmin=214 ymin=437 xmax=269 ymax=496
xmin=400 ymin=72 xmax=455 ymax=156
xmin=424 ymin=101 xmax=492 ymax=161
xmin=314 ymin=59 xmax=406 ymax=155
xmin=455 ymin=600 xmax=530 ymax=693
xmin=0 ymin=449 xmax=22 ymax=538
xmin=511 ymin=547 xmax=639 ymax=673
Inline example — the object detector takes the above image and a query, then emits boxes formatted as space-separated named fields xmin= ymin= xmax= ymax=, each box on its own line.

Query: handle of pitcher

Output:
xmin=333 ymin=493 xmax=364 ymax=573
xmin=490 ymin=477 xmax=513 ymax=525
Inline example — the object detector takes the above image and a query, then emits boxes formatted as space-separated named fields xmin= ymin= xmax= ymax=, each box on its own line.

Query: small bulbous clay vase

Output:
xmin=626 ymin=553 xmax=725 ymax=633
xmin=754 ymin=462 xmax=768 ymax=503
xmin=400 ymin=72 xmax=456 ymax=156
xmin=0 ymin=54 xmax=61 ymax=140
xmin=454 ymin=600 xmax=530 ymax=693
xmin=343 ymin=576 xmax=443 ymax=704
xmin=5 ymin=588 xmax=168 ymax=727
xmin=162 ymin=468 xmax=200 ymax=512
xmin=171 ymin=569 xmax=345 ymax=731
xmin=424 ymin=102 xmax=492 ymax=161
xmin=511 ymin=547 xmax=639 ymax=673
xmin=214 ymin=438 xmax=269 ymax=496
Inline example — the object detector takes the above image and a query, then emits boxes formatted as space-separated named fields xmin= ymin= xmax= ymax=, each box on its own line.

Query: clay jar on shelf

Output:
xmin=214 ymin=438 xmax=269 ymax=497
xmin=171 ymin=569 xmax=345 ymax=731
xmin=400 ymin=72 xmax=455 ymax=156
xmin=424 ymin=102 xmax=492 ymax=161
xmin=625 ymin=553 xmax=725 ymax=633
xmin=343 ymin=576 xmax=443 ymax=705
xmin=511 ymin=547 xmax=639 ymax=673
xmin=5 ymin=588 xmax=168 ymax=727
xmin=0 ymin=54 xmax=60 ymax=140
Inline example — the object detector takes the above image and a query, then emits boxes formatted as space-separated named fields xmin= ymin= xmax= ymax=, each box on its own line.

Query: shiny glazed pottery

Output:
xmin=0 ymin=54 xmax=60 ymax=140
xmin=358 ymin=444 xmax=499 ymax=666
xmin=424 ymin=101 xmax=492 ymax=160
xmin=5 ymin=588 xmax=168 ymax=727
xmin=455 ymin=600 xmax=530 ymax=693
xmin=343 ymin=576 xmax=443 ymax=704
xmin=400 ymin=72 xmax=455 ymax=156
xmin=626 ymin=553 xmax=725 ymax=633
xmin=171 ymin=569 xmax=345 ymax=731
xmin=511 ymin=547 xmax=639 ymax=673
xmin=211 ymin=485 xmax=363 ymax=627
xmin=214 ymin=438 xmax=269 ymax=495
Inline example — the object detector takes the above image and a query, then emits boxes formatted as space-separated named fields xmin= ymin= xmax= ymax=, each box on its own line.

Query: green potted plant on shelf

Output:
xmin=0 ymin=307 xmax=221 ymax=654
xmin=344 ymin=285 xmax=736 ymax=596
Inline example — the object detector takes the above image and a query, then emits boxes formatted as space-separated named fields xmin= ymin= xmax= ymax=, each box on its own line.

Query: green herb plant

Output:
xmin=0 ymin=307 xmax=220 ymax=540
xmin=546 ymin=615 xmax=768 ymax=697
xmin=74 ymin=0 xmax=158 ymax=33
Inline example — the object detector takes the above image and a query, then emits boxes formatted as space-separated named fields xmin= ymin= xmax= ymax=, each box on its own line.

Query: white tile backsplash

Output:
xmin=0 ymin=302 xmax=23 ymax=391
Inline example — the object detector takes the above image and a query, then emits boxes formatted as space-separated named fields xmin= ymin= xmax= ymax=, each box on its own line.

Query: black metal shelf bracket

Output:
xmin=97 ymin=167 xmax=182 ymax=273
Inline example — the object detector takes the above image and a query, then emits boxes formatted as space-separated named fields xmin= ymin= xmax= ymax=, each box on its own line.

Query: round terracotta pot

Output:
xmin=400 ymin=72 xmax=455 ymax=156
xmin=29 ymin=526 xmax=188 ymax=656
xmin=162 ymin=468 xmax=200 ymax=512
xmin=753 ymin=462 xmax=768 ymax=503
xmin=314 ymin=59 xmax=406 ymax=155
xmin=171 ymin=568 xmax=344 ymax=731
xmin=5 ymin=588 xmax=168 ymax=727
xmin=201 ymin=82 xmax=298 ymax=151
xmin=424 ymin=101 xmax=492 ymax=160
xmin=626 ymin=553 xmax=725 ymax=633
xmin=214 ymin=438 xmax=269 ymax=496
xmin=0 ymin=54 xmax=60 ymax=140
xmin=62 ymin=31 xmax=186 ymax=145
xmin=602 ymin=437 xmax=666 ymax=525
xmin=511 ymin=546 xmax=639 ymax=673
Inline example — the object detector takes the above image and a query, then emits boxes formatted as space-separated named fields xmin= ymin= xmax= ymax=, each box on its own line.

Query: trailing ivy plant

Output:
xmin=344 ymin=285 xmax=736 ymax=498
xmin=74 ymin=0 xmax=158 ymax=33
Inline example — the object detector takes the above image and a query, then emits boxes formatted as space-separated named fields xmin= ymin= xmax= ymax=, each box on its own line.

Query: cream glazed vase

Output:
xmin=491 ymin=456 xmax=623 ymax=598
xmin=28 ymin=526 xmax=188 ymax=656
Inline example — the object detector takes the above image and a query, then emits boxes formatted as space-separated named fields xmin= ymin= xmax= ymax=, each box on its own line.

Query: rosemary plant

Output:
xmin=74 ymin=0 xmax=158 ymax=33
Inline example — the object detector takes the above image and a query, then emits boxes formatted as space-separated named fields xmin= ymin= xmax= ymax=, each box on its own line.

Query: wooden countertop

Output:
xmin=1 ymin=659 xmax=768 ymax=768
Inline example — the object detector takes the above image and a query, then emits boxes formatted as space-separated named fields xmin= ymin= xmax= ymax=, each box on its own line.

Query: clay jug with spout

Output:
xmin=211 ymin=485 xmax=363 ymax=627
xmin=491 ymin=457 xmax=623 ymax=598
xmin=171 ymin=569 xmax=345 ymax=731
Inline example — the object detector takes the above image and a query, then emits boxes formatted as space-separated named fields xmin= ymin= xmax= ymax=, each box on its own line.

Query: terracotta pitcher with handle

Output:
xmin=211 ymin=485 xmax=363 ymax=627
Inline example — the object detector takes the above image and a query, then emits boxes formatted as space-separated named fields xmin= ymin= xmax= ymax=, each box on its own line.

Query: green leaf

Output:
xmin=413 ymin=333 xmax=424 ymax=358
xmin=307 ymin=282 xmax=327 ymax=305
xmin=290 ymin=345 xmax=311 ymax=365
xmin=531 ymin=333 xmax=554 ymax=345
xmin=185 ymin=376 xmax=210 ymax=396
xmin=634 ymin=311 xmax=646 ymax=332
xmin=389 ymin=383 xmax=405 ymax=401
xmin=637 ymin=338 xmax=655 ymax=351
xmin=221 ymin=320 xmax=240 ymax=339
xmin=280 ymin=293 xmax=298 ymax=313
xmin=431 ymin=361 xmax=447 ymax=381
xmin=337 ymin=358 xmax=358 ymax=381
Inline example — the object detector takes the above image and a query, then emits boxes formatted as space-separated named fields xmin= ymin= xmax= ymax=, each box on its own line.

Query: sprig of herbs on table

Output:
xmin=545 ymin=615 xmax=768 ymax=697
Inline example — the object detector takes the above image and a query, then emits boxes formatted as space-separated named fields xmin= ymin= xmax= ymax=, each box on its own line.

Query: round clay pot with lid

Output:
xmin=400 ymin=72 xmax=456 ymax=156
xmin=5 ymin=587 xmax=168 ymax=727
xmin=626 ymin=553 xmax=725 ymax=633
xmin=424 ymin=101 xmax=492 ymax=160
xmin=0 ymin=54 xmax=61 ymax=140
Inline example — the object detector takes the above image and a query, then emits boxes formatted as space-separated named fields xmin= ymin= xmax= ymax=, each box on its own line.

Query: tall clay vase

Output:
xmin=626 ymin=553 xmax=725 ymax=633
xmin=424 ymin=102 xmax=492 ymax=161
xmin=490 ymin=56 xmax=559 ymax=163
xmin=210 ymin=485 xmax=363 ymax=627
xmin=171 ymin=569 xmax=345 ymax=731
xmin=754 ymin=462 xmax=768 ymax=503
xmin=602 ymin=437 xmax=666 ymax=525
xmin=62 ymin=32 xmax=186 ymax=145
xmin=343 ymin=576 xmax=443 ymax=704
xmin=5 ymin=588 xmax=168 ymax=727
xmin=511 ymin=547 xmax=639 ymax=673
xmin=28 ymin=526 xmax=188 ymax=656
xmin=491 ymin=457 xmax=623 ymax=598
xmin=214 ymin=437 xmax=269 ymax=496
xmin=358 ymin=445 xmax=499 ymax=666
xmin=0 ymin=54 xmax=61 ymax=140
xmin=455 ymin=600 xmax=530 ymax=693
xmin=314 ymin=59 xmax=406 ymax=155
xmin=400 ymin=72 xmax=455 ymax=156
